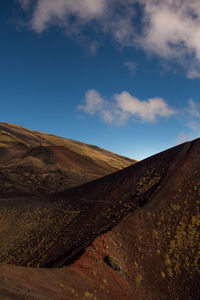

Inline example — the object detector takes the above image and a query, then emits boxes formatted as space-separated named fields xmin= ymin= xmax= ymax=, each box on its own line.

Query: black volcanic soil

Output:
xmin=0 ymin=137 xmax=199 ymax=299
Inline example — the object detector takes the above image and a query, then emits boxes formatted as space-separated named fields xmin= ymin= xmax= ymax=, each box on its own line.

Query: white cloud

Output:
xmin=78 ymin=89 xmax=104 ymax=115
xmin=30 ymin=0 xmax=107 ymax=33
xmin=17 ymin=0 xmax=136 ymax=46
xmin=78 ymin=89 xmax=175 ymax=125
xmin=137 ymin=0 xmax=200 ymax=77
xmin=115 ymin=91 xmax=175 ymax=122
xmin=17 ymin=0 xmax=200 ymax=78
xmin=101 ymin=110 xmax=114 ymax=124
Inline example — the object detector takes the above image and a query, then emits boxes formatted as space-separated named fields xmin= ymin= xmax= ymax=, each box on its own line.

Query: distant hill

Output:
xmin=0 ymin=122 xmax=135 ymax=197
xmin=0 ymin=138 xmax=199 ymax=299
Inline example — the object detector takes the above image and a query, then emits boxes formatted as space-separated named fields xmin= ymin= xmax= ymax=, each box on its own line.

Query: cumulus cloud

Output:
xmin=17 ymin=0 xmax=136 ymax=49
xmin=78 ymin=89 xmax=175 ymax=125
xmin=78 ymin=89 xmax=104 ymax=115
xmin=137 ymin=0 xmax=200 ymax=78
xmin=30 ymin=0 xmax=107 ymax=33
xmin=17 ymin=0 xmax=200 ymax=77
xmin=115 ymin=91 xmax=175 ymax=122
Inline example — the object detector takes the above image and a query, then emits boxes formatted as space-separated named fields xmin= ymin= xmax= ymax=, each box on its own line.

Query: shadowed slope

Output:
xmin=0 ymin=123 xmax=135 ymax=197
xmin=0 ymin=139 xmax=199 ymax=267
xmin=0 ymin=139 xmax=199 ymax=299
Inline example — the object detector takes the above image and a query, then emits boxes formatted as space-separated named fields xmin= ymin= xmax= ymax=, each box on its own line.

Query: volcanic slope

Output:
xmin=0 ymin=122 xmax=135 ymax=197
xmin=0 ymin=139 xmax=199 ymax=299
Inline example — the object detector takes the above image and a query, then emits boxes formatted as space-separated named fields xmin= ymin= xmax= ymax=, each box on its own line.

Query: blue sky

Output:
xmin=1 ymin=1 xmax=200 ymax=160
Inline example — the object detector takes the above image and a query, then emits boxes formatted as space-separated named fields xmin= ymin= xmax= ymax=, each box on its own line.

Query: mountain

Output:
xmin=0 ymin=138 xmax=199 ymax=299
xmin=0 ymin=123 xmax=135 ymax=197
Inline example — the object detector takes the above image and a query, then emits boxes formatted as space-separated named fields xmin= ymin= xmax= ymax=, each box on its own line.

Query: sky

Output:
xmin=1 ymin=0 xmax=200 ymax=160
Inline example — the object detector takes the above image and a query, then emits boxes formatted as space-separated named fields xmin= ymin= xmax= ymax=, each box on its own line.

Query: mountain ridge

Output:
xmin=0 ymin=129 xmax=199 ymax=299
xmin=0 ymin=123 xmax=136 ymax=197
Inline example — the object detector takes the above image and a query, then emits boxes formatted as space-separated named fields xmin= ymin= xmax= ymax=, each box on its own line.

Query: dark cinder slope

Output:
xmin=0 ymin=123 xmax=135 ymax=197
xmin=0 ymin=139 xmax=199 ymax=300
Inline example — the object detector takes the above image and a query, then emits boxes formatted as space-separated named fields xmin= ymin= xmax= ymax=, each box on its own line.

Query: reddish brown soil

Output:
xmin=0 ymin=128 xmax=199 ymax=299
xmin=0 ymin=123 xmax=135 ymax=197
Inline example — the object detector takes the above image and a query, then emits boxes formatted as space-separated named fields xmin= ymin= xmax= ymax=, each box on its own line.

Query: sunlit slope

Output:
xmin=0 ymin=123 xmax=135 ymax=196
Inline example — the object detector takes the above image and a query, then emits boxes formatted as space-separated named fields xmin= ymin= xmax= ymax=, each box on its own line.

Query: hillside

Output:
xmin=0 ymin=138 xmax=199 ymax=299
xmin=0 ymin=123 xmax=135 ymax=197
